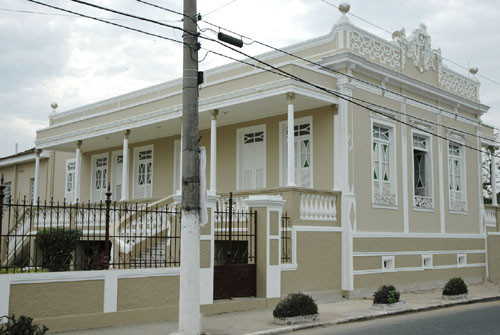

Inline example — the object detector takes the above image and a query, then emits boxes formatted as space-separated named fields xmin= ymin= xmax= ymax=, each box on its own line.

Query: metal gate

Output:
xmin=213 ymin=193 xmax=257 ymax=300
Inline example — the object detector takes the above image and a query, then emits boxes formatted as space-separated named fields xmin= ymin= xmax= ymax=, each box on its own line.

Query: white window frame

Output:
xmin=133 ymin=144 xmax=154 ymax=200
xmin=65 ymin=158 xmax=76 ymax=203
xmin=90 ymin=153 xmax=109 ymax=203
xmin=3 ymin=181 xmax=12 ymax=204
xmin=411 ymin=130 xmax=434 ymax=211
xmin=236 ymin=124 xmax=266 ymax=190
xmin=371 ymin=118 xmax=398 ymax=208
xmin=111 ymin=150 xmax=124 ymax=201
xmin=279 ymin=116 xmax=314 ymax=188
xmin=447 ymin=140 xmax=467 ymax=213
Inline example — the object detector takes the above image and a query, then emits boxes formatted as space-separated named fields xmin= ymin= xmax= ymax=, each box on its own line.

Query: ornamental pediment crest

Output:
xmin=393 ymin=23 xmax=442 ymax=73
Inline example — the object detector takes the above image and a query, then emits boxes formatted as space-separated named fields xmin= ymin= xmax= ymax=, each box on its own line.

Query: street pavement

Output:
xmin=295 ymin=300 xmax=500 ymax=334
xmin=55 ymin=282 xmax=500 ymax=335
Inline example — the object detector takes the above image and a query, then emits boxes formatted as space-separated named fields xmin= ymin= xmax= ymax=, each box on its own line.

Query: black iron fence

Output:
xmin=0 ymin=179 xmax=181 ymax=273
xmin=281 ymin=212 xmax=292 ymax=264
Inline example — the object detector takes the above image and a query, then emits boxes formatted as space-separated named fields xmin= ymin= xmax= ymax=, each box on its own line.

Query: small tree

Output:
xmin=36 ymin=228 xmax=82 ymax=271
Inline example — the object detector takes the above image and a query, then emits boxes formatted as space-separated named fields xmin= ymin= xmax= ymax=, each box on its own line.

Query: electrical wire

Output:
xmin=319 ymin=0 xmax=500 ymax=87
xmin=24 ymin=0 xmax=188 ymax=47
xmin=203 ymin=0 xmax=240 ymax=18
xmin=133 ymin=0 xmax=500 ymax=135
xmin=22 ymin=0 xmax=495 ymax=157
xmin=0 ymin=6 xmax=181 ymax=22
xmin=123 ymin=0 xmax=497 ymax=136
xmin=199 ymin=19 xmax=498 ymax=135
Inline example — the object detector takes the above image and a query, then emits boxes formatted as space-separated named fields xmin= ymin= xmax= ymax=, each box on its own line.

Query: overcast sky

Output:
xmin=1 ymin=0 xmax=499 ymax=157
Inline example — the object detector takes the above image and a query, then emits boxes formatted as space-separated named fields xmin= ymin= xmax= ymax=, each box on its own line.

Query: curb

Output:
xmin=243 ymin=295 xmax=500 ymax=335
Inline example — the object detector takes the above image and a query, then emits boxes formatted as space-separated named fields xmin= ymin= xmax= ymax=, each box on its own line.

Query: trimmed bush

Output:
xmin=443 ymin=277 xmax=468 ymax=296
xmin=373 ymin=285 xmax=400 ymax=304
xmin=0 ymin=315 xmax=48 ymax=334
xmin=273 ymin=293 xmax=318 ymax=318
xmin=36 ymin=228 xmax=82 ymax=272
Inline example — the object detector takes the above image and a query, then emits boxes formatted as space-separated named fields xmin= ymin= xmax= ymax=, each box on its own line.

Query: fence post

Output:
xmin=0 ymin=175 xmax=5 ymax=267
xmin=104 ymin=183 xmax=112 ymax=269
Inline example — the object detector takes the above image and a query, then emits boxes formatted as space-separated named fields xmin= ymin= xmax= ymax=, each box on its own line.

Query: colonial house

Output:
xmin=1 ymin=10 xmax=500 ymax=332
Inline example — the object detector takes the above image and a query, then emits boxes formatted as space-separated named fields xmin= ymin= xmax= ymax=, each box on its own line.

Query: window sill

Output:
xmin=449 ymin=210 xmax=468 ymax=215
xmin=413 ymin=207 xmax=435 ymax=213
xmin=372 ymin=204 xmax=399 ymax=210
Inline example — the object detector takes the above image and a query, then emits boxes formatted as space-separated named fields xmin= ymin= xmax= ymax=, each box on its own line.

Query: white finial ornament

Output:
xmin=49 ymin=102 xmax=58 ymax=118
xmin=339 ymin=2 xmax=350 ymax=15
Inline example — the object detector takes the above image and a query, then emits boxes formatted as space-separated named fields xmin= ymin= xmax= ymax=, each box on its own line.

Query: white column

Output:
xmin=210 ymin=110 xmax=218 ymax=194
xmin=437 ymin=114 xmax=446 ymax=234
xmin=286 ymin=92 xmax=296 ymax=187
xmin=33 ymin=149 xmax=41 ymax=202
xmin=491 ymin=146 xmax=497 ymax=206
xmin=74 ymin=140 xmax=82 ymax=202
xmin=121 ymin=130 xmax=130 ymax=201
xmin=401 ymin=100 xmax=409 ymax=233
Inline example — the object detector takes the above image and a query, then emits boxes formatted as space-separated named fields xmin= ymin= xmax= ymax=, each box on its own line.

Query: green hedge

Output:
xmin=36 ymin=228 xmax=82 ymax=272
xmin=443 ymin=277 xmax=468 ymax=296
xmin=273 ymin=293 xmax=318 ymax=318
xmin=0 ymin=315 xmax=48 ymax=334
xmin=373 ymin=285 xmax=400 ymax=304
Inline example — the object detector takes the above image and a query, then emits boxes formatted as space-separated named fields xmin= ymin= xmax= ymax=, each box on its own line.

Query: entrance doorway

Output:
xmin=213 ymin=193 xmax=257 ymax=300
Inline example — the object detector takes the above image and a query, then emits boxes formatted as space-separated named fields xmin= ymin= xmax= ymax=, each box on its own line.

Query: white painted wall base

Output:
xmin=177 ymin=212 xmax=201 ymax=335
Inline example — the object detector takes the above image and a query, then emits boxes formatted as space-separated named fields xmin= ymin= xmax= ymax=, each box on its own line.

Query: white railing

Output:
xmin=300 ymin=194 xmax=337 ymax=221
xmin=485 ymin=208 xmax=497 ymax=227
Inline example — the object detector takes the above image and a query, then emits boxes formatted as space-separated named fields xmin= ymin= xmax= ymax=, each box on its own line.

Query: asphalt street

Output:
xmin=295 ymin=300 xmax=500 ymax=335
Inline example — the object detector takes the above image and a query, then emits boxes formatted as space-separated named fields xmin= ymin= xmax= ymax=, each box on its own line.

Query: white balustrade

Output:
xmin=485 ymin=208 xmax=497 ymax=227
xmin=300 ymin=194 xmax=337 ymax=221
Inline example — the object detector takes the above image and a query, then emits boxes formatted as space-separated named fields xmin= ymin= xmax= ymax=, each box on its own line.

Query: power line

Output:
xmin=24 ymin=0 xmax=187 ymax=46
xmin=203 ymin=0 xmax=240 ymax=17
xmin=23 ymin=0 xmax=496 ymax=157
xmin=319 ymin=0 xmax=500 ymax=87
xmin=133 ymin=0 xmax=494 ymax=134
xmin=0 ymin=6 xmax=181 ymax=22
xmin=67 ymin=0 xmax=187 ymax=35
xmin=199 ymin=19 xmax=499 ymax=135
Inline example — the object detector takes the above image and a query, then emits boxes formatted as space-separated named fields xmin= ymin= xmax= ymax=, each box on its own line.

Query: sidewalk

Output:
xmin=56 ymin=282 xmax=500 ymax=335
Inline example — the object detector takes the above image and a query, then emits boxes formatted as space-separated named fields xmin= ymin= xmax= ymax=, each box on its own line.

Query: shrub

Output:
xmin=0 ymin=315 xmax=48 ymax=334
xmin=443 ymin=277 xmax=468 ymax=296
xmin=273 ymin=293 xmax=318 ymax=318
xmin=36 ymin=228 xmax=82 ymax=272
xmin=373 ymin=285 xmax=400 ymax=304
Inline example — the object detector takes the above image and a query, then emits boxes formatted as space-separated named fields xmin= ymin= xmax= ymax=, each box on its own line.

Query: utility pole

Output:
xmin=177 ymin=0 xmax=200 ymax=334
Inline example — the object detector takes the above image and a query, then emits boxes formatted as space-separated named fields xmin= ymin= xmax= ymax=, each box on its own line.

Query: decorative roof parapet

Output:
xmin=333 ymin=18 xmax=480 ymax=101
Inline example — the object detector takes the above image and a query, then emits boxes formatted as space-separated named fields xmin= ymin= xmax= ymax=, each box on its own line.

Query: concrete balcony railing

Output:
xmin=219 ymin=187 xmax=341 ymax=226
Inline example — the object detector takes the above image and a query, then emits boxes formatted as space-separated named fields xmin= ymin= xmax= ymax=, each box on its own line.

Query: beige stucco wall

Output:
xmin=9 ymin=280 xmax=104 ymax=318
xmin=354 ymin=266 xmax=485 ymax=289
xmin=353 ymin=237 xmax=484 ymax=252
xmin=73 ymin=105 xmax=333 ymax=202
xmin=281 ymin=232 xmax=341 ymax=295
xmin=351 ymin=84 xmax=482 ymax=234
xmin=0 ymin=158 xmax=50 ymax=202
xmin=117 ymin=276 xmax=179 ymax=311
xmin=488 ymin=235 xmax=500 ymax=282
